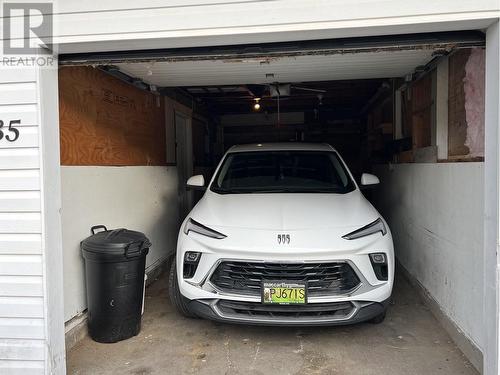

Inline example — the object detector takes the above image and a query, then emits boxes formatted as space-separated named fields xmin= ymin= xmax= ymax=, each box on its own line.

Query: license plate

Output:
xmin=262 ymin=281 xmax=307 ymax=304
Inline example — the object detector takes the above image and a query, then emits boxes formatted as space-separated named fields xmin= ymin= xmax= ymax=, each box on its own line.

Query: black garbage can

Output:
xmin=81 ymin=225 xmax=151 ymax=343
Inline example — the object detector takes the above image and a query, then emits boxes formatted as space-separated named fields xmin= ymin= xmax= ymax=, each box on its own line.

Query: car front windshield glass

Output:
xmin=210 ymin=150 xmax=355 ymax=194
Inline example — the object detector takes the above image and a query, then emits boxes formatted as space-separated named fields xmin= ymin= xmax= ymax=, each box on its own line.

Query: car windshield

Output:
xmin=210 ymin=150 xmax=356 ymax=194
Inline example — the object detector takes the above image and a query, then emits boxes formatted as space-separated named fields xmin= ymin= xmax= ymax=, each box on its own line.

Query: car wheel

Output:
xmin=370 ymin=310 xmax=386 ymax=324
xmin=168 ymin=259 xmax=197 ymax=318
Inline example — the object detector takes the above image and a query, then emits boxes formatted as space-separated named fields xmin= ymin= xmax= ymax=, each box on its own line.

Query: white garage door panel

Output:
xmin=0 ymin=149 xmax=40 ymax=170
xmin=0 ymin=339 xmax=44 ymax=361
xmin=0 ymin=255 xmax=43 ymax=276
xmin=0 ymin=297 xmax=44 ymax=319
xmin=0 ymin=105 xmax=39 ymax=127
xmin=117 ymin=49 xmax=436 ymax=86
xmin=0 ymin=276 xmax=43 ymax=297
xmin=0 ymin=192 xmax=40 ymax=212
xmin=0 ymin=171 xmax=40 ymax=191
xmin=0 ymin=234 xmax=42 ymax=255
xmin=0 ymin=318 xmax=44 ymax=339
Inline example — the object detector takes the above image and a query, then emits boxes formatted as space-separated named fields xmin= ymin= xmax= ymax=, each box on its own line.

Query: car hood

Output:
xmin=190 ymin=190 xmax=380 ymax=231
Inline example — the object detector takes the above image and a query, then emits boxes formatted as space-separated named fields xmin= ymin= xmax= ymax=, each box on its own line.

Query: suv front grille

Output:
xmin=209 ymin=261 xmax=361 ymax=296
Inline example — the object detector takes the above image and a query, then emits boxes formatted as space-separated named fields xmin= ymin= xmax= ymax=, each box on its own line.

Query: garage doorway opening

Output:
xmin=58 ymin=31 xmax=486 ymax=373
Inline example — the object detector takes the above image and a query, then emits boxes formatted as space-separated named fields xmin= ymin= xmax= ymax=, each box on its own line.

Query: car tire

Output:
xmin=168 ymin=259 xmax=197 ymax=318
xmin=370 ymin=310 xmax=386 ymax=324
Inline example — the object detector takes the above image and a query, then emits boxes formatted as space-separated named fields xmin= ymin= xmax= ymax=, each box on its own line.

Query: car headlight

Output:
xmin=342 ymin=218 xmax=387 ymax=240
xmin=183 ymin=218 xmax=227 ymax=239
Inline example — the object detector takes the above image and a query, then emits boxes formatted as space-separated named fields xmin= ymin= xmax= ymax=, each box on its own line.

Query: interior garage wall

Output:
xmin=58 ymin=66 xmax=179 ymax=322
xmin=60 ymin=167 xmax=178 ymax=322
xmin=373 ymin=162 xmax=484 ymax=361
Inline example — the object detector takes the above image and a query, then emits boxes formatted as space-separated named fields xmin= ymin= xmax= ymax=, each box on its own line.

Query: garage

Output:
xmin=50 ymin=31 xmax=486 ymax=374
xmin=1 ymin=2 xmax=500 ymax=375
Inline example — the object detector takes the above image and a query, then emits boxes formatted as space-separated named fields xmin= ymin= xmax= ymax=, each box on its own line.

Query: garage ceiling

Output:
xmin=181 ymin=80 xmax=386 ymax=115
xmin=115 ymin=49 xmax=436 ymax=87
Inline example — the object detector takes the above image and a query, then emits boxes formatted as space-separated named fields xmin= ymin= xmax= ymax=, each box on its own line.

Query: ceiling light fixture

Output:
xmin=253 ymin=98 xmax=261 ymax=111
xmin=317 ymin=94 xmax=324 ymax=106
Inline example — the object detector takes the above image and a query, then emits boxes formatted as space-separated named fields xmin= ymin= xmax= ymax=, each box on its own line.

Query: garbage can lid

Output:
xmin=81 ymin=226 xmax=151 ymax=259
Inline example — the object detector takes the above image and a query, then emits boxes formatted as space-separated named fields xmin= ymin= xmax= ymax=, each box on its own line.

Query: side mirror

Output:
xmin=186 ymin=175 xmax=206 ymax=191
xmin=360 ymin=173 xmax=380 ymax=187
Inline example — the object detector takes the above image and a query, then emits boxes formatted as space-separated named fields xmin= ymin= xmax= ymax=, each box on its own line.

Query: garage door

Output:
xmin=59 ymin=31 xmax=485 ymax=84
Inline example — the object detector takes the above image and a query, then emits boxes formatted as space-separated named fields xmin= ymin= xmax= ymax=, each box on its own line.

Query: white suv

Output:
xmin=169 ymin=143 xmax=394 ymax=325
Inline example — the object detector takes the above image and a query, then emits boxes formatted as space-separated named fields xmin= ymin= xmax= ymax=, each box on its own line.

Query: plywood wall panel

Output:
xmin=59 ymin=67 xmax=166 ymax=166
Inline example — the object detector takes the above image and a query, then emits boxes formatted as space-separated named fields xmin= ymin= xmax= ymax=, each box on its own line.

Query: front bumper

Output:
xmin=176 ymin=221 xmax=395 ymax=325
xmin=186 ymin=297 xmax=390 ymax=326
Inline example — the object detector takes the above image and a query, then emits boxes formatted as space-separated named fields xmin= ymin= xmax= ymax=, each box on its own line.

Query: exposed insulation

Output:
xmin=464 ymin=48 xmax=485 ymax=158
xmin=448 ymin=49 xmax=470 ymax=157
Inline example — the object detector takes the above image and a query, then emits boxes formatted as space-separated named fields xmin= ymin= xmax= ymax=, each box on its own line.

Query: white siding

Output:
xmin=0 ymin=339 xmax=44 ymax=360
xmin=0 ymin=127 xmax=39 ymax=149
xmin=0 ymin=68 xmax=45 ymax=374
xmin=0 ymin=83 xmax=37 ymax=106
xmin=53 ymin=0 xmax=500 ymax=54
xmin=0 ymin=234 xmax=42 ymax=254
xmin=0 ymin=192 xmax=41 ymax=212
xmin=0 ymin=276 xmax=44 ymax=297
xmin=0 ymin=360 xmax=45 ymax=375
xmin=0 ymin=105 xmax=38 ymax=126
xmin=0 ymin=318 xmax=45 ymax=340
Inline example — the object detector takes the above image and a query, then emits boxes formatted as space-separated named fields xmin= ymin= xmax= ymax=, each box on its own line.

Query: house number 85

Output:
xmin=0 ymin=120 xmax=20 ymax=142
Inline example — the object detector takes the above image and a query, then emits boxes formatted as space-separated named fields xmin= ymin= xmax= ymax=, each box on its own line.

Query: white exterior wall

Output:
xmin=0 ymin=65 xmax=65 ymax=374
xmin=51 ymin=1 xmax=500 ymax=53
xmin=0 ymin=68 xmax=45 ymax=375
xmin=374 ymin=163 xmax=484 ymax=350
xmin=61 ymin=166 xmax=179 ymax=322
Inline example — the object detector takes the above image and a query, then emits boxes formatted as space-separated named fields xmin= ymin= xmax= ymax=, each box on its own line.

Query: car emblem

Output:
xmin=277 ymin=234 xmax=290 ymax=244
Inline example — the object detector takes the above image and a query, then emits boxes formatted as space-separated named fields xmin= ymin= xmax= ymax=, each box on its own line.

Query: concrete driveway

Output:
xmin=67 ymin=270 xmax=477 ymax=375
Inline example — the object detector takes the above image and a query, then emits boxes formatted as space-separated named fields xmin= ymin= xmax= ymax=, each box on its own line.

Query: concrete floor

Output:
xmin=68 ymin=271 xmax=478 ymax=375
